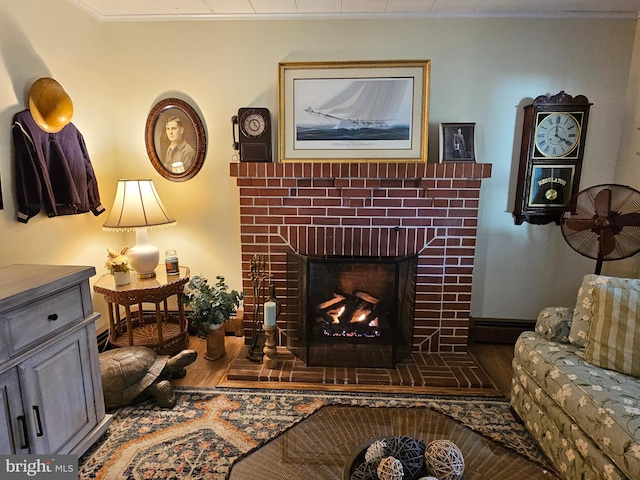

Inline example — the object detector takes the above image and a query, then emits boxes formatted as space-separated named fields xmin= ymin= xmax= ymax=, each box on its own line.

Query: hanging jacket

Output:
xmin=12 ymin=109 xmax=105 ymax=223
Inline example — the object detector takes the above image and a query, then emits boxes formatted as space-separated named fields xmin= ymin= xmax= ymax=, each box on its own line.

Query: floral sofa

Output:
xmin=511 ymin=274 xmax=640 ymax=480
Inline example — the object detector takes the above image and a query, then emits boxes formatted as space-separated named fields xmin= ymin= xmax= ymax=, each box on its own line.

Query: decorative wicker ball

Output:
xmin=377 ymin=456 xmax=405 ymax=480
xmin=387 ymin=435 xmax=426 ymax=478
xmin=351 ymin=460 xmax=380 ymax=480
xmin=424 ymin=440 xmax=464 ymax=480
xmin=365 ymin=439 xmax=389 ymax=462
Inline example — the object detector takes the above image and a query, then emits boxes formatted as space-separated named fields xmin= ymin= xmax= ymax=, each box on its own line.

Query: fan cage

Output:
xmin=560 ymin=184 xmax=640 ymax=262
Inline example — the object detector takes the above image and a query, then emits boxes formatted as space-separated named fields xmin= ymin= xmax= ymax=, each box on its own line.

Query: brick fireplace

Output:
xmin=230 ymin=161 xmax=491 ymax=354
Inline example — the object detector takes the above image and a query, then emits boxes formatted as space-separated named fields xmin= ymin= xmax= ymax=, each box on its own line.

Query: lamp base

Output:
xmin=127 ymin=228 xmax=160 ymax=278
xmin=135 ymin=271 xmax=156 ymax=279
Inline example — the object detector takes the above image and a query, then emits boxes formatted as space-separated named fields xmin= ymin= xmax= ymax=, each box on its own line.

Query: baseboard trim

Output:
xmin=469 ymin=317 xmax=535 ymax=344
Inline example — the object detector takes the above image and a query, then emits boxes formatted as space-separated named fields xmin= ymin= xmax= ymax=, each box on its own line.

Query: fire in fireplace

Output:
xmin=286 ymin=252 xmax=418 ymax=368
xmin=316 ymin=290 xmax=383 ymax=338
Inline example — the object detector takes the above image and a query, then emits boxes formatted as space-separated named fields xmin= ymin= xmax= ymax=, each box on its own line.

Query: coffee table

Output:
xmin=227 ymin=405 xmax=560 ymax=480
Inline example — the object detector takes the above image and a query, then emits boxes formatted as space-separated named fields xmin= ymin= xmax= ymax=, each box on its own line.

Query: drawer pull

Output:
xmin=17 ymin=415 xmax=30 ymax=449
xmin=47 ymin=313 xmax=59 ymax=321
xmin=33 ymin=406 xmax=44 ymax=437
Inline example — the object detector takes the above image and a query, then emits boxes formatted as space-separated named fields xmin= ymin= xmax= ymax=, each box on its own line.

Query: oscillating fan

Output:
xmin=560 ymin=184 xmax=640 ymax=274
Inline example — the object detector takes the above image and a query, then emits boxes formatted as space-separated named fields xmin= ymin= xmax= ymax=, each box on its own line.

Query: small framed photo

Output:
xmin=145 ymin=98 xmax=207 ymax=182
xmin=439 ymin=122 xmax=476 ymax=162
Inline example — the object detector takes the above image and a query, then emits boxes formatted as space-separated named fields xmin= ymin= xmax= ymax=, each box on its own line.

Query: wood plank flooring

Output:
xmin=171 ymin=335 xmax=516 ymax=398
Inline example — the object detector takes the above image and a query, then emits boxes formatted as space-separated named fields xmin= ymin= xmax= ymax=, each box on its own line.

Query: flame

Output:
xmin=330 ymin=306 xmax=346 ymax=324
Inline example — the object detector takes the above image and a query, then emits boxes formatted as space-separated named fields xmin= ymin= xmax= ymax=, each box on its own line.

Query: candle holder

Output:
xmin=262 ymin=325 xmax=278 ymax=369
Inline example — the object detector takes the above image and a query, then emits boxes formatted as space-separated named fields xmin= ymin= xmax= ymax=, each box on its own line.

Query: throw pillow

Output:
xmin=535 ymin=306 xmax=573 ymax=343
xmin=568 ymin=274 xmax=640 ymax=348
xmin=584 ymin=284 xmax=640 ymax=377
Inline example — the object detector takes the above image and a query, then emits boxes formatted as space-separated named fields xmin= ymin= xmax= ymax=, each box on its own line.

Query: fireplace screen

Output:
xmin=286 ymin=252 xmax=418 ymax=368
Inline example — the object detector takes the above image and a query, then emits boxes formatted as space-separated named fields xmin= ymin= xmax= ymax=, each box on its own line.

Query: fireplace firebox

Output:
xmin=286 ymin=252 xmax=418 ymax=368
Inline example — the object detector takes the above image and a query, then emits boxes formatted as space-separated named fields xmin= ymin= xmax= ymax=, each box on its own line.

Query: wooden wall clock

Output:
xmin=512 ymin=91 xmax=591 ymax=225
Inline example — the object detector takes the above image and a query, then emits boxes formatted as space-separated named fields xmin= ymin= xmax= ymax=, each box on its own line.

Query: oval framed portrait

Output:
xmin=145 ymin=98 xmax=206 ymax=181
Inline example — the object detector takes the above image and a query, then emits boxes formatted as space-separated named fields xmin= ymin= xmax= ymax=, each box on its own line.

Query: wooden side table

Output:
xmin=94 ymin=266 xmax=190 ymax=355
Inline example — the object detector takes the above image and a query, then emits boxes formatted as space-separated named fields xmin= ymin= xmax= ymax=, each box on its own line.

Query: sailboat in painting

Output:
xmin=297 ymin=78 xmax=412 ymax=142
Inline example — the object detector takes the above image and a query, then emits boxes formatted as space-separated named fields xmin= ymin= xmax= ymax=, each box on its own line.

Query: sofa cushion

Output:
xmin=514 ymin=332 xmax=640 ymax=479
xmin=569 ymin=274 xmax=640 ymax=348
xmin=585 ymin=285 xmax=640 ymax=377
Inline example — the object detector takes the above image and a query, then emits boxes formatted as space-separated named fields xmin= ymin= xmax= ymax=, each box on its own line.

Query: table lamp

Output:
xmin=102 ymin=179 xmax=176 ymax=278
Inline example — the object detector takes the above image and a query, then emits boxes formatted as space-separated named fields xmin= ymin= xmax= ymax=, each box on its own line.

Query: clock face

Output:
xmin=241 ymin=111 xmax=267 ymax=138
xmin=534 ymin=112 xmax=581 ymax=158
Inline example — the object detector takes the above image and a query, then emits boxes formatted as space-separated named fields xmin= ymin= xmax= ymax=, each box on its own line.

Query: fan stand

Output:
xmin=594 ymin=255 xmax=604 ymax=275
xmin=594 ymin=234 xmax=606 ymax=275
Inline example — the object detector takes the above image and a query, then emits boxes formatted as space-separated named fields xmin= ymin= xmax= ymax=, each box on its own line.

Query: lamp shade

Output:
xmin=103 ymin=179 xmax=176 ymax=278
xmin=102 ymin=179 xmax=176 ymax=231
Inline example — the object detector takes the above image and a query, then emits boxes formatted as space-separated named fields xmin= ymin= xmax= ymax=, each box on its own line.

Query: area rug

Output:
xmin=79 ymin=387 xmax=550 ymax=480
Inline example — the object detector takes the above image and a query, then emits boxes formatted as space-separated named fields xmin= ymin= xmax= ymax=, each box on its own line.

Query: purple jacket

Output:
xmin=12 ymin=110 xmax=105 ymax=223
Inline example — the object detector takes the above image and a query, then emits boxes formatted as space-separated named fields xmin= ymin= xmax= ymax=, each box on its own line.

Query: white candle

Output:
xmin=264 ymin=301 xmax=277 ymax=327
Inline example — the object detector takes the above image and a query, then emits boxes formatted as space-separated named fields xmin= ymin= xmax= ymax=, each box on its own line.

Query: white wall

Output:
xmin=0 ymin=0 xmax=637 ymax=331
xmin=614 ymin=20 xmax=640 ymax=280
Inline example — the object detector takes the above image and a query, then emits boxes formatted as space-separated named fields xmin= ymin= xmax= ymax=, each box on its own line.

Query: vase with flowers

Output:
xmin=105 ymin=247 xmax=133 ymax=286
xmin=182 ymin=275 xmax=244 ymax=360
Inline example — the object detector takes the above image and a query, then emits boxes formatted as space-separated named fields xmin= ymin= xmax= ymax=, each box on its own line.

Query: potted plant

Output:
xmin=105 ymin=247 xmax=133 ymax=285
xmin=182 ymin=275 xmax=244 ymax=360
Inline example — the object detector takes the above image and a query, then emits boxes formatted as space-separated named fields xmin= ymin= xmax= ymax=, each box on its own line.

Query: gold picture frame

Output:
xmin=278 ymin=60 xmax=430 ymax=163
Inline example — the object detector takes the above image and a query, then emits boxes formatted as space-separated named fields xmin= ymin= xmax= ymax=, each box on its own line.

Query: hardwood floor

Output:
xmin=172 ymin=335 xmax=516 ymax=398
xmin=468 ymin=342 xmax=516 ymax=398
xmin=171 ymin=335 xmax=245 ymax=388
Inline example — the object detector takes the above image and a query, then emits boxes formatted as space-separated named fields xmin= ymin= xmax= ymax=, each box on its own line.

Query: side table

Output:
xmin=94 ymin=266 xmax=190 ymax=355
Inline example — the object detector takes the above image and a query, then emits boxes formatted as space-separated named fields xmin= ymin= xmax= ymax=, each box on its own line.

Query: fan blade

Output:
xmin=594 ymin=188 xmax=612 ymax=217
xmin=564 ymin=218 xmax=597 ymax=231
xmin=599 ymin=228 xmax=617 ymax=256
xmin=609 ymin=212 xmax=640 ymax=227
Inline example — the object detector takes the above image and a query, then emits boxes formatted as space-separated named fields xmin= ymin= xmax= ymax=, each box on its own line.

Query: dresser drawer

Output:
xmin=2 ymin=285 xmax=85 ymax=355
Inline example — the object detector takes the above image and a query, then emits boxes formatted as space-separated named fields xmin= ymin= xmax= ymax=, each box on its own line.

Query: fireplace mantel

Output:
xmin=230 ymin=161 xmax=492 ymax=354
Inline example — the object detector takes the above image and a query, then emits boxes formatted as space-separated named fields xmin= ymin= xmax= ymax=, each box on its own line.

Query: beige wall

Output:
xmin=0 ymin=0 xmax=638 ymax=330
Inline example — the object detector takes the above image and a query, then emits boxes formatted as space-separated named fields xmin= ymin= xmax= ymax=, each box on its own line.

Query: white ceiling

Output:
xmin=68 ymin=0 xmax=640 ymax=21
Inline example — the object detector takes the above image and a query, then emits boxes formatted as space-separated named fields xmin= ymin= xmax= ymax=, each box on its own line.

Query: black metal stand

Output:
xmin=246 ymin=255 xmax=268 ymax=362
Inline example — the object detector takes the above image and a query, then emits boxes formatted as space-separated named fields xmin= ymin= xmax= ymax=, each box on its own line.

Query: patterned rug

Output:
xmin=79 ymin=387 xmax=550 ymax=480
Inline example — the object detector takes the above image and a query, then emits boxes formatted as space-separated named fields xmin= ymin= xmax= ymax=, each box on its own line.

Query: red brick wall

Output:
xmin=230 ymin=161 xmax=492 ymax=353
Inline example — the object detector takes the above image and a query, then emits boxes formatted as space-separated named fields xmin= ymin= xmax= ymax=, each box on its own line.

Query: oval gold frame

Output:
xmin=145 ymin=98 xmax=206 ymax=182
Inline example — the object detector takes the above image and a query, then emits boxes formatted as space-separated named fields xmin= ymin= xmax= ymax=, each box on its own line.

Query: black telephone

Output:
xmin=232 ymin=107 xmax=272 ymax=162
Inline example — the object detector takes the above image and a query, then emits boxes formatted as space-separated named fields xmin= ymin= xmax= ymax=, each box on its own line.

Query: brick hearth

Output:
xmin=224 ymin=345 xmax=496 ymax=392
xmin=230 ymin=161 xmax=491 ymax=354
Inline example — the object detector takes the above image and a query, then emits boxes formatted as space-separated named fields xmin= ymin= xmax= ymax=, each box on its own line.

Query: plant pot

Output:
xmin=205 ymin=323 xmax=226 ymax=361
xmin=113 ymin=270 xmax=130 ymax=286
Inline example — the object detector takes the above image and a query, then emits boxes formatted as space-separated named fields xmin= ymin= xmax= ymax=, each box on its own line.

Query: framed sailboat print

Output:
xmin=278 ymin=60 xmax=430 ymax=162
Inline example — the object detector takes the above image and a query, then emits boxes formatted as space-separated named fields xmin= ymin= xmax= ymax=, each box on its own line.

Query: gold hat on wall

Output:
xmin=28 ymin=77 xmax=74 ymax=133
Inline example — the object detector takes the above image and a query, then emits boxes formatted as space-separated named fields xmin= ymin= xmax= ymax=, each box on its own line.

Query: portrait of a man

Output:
xmin=439 ymin=123 xmax=476 ymax=162
xmin=161 ymin=114 xmax=196 ymax=173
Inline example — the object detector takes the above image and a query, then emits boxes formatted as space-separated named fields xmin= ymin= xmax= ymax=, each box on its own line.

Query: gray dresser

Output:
xmin=0 ymin=264 xmax=112 ymax=454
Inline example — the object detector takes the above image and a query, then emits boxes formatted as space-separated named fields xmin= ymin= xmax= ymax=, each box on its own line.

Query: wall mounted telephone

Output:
xmin=232 ymin=107 xmax=272 ymax=162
